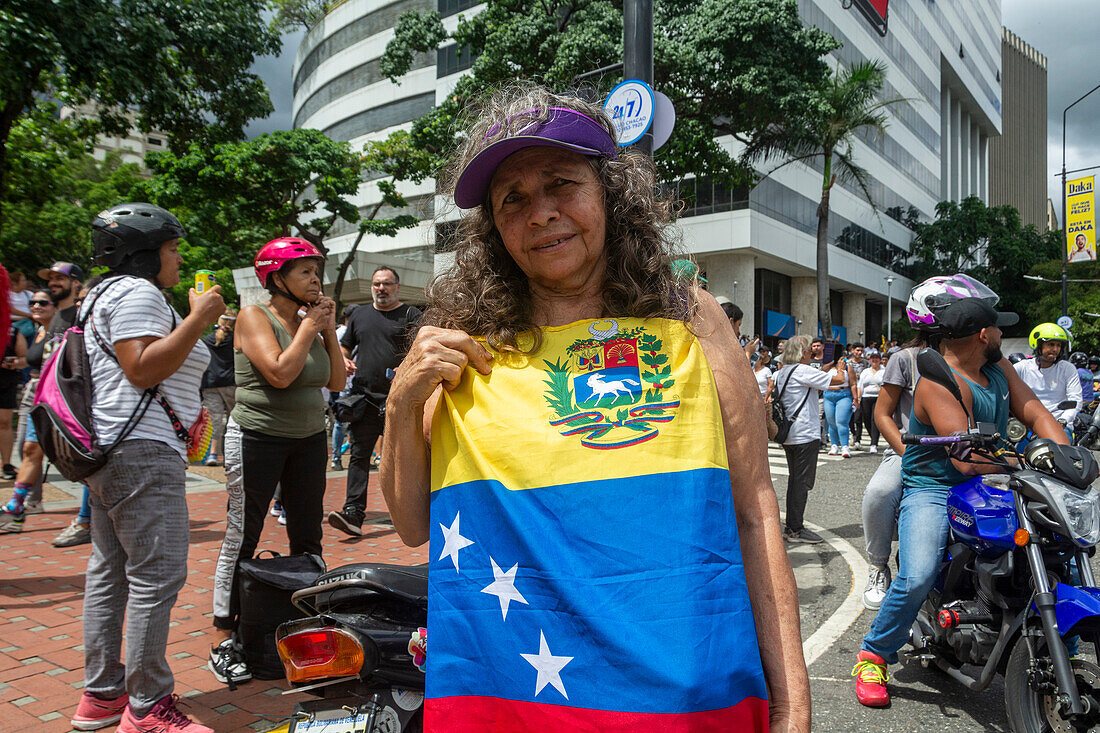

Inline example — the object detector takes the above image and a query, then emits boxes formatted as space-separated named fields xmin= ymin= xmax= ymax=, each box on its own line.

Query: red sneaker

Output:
xmin=71 ymin=691 xmax=129 ymax=730
xmin=117 ymin=695 xmax=213 ymax=733
xmin=852 ymin=649 xmax=890 ymax=707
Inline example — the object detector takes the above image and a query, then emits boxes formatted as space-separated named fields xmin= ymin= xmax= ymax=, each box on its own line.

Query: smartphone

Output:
xmin=820 ymin=340 xmax=842 ymax=366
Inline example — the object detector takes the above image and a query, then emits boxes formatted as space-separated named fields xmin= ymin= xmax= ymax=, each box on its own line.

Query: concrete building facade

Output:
xmin=988 ymin=27 xmax=1048 ymax=230
xmin=60 ymin=103 xmax=170 ymax=168
xmin=276 ymin=0 xmax=1003 ymax=340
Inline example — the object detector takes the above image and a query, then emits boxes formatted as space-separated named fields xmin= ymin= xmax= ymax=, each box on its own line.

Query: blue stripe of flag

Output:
xmin=427 ymin=467 xmax=767 ymax=714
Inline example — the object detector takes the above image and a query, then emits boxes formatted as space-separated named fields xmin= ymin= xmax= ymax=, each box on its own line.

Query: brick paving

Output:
xmin=0 ymin=467 xmax=423 ymax=732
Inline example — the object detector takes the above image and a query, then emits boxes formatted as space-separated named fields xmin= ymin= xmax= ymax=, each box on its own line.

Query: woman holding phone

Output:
xmin=822 ymin=340 xmax=857 ymax=457
xmin=208 ymin=237 xmax=346 ymax=684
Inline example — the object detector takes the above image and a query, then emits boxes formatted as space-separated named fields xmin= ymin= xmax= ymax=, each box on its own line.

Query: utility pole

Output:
xmin=1061 ymin=81 xmax=1100 ymax=317
xmin=623 ymin=0 xmax=653 ymax=155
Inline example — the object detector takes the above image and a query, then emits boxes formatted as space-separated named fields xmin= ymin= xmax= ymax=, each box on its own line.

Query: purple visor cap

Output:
xmin=453 ymin=107 xmax=618 ymax=209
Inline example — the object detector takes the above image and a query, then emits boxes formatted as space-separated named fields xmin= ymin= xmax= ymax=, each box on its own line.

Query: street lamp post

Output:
xmin=885 ymin=276 xmax=895 ymax=343
xmin=1061 ymin=81 xmax=1100 ymax=317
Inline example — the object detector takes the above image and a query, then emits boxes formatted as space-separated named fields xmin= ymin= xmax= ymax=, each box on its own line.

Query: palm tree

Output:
xmin=743 ymin=59 xmax=905 ymax=338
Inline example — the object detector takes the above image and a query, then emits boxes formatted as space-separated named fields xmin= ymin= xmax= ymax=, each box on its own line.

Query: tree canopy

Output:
xmin=380 ymin=0 xmax=839 ymax=188
xmin=0 ymin=107 xmax=145 ymax=278
xmin=909 ymin=196 xmax=1062 ymax=337
xmin=144 ymin=128 xmax=427 ymax=309
xmin=0 ymin=0 xmax=281 ymax=201
xmin=1023 ymin=259 xmax=1100 ymax=354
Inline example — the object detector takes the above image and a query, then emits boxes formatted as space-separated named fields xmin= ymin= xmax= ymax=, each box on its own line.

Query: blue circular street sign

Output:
xmin=603 ymin=79 xmax=655 ymax=146
xmin=1057 ymin=315 xmax=1074 ymax=331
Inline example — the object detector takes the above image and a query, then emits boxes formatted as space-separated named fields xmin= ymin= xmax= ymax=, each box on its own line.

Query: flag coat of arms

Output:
xmin=427 ymin=318 xmax=768 ymax=731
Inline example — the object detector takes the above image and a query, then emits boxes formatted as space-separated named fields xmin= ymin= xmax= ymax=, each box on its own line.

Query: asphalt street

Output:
xmin=777 ymin=443 xmax=1016 ymax=732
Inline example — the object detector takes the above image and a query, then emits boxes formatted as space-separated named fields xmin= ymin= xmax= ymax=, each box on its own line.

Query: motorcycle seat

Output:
xmin=313 ymin=563 xmax=428 ymax=604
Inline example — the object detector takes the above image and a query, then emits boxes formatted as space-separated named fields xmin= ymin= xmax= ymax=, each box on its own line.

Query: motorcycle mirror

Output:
xmin=916 ymin=348 xmax=971 ymax=423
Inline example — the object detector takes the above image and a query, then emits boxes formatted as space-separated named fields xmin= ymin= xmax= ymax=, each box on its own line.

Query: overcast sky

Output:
xmin=246 ymin=2 xmax=1096 ymax=209
xmin=1002 ymin=0 xmax=1100 ymax=209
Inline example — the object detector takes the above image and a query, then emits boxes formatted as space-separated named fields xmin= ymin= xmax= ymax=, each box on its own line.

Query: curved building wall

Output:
xmin=292 ymin=0 xmax=445 ymax=258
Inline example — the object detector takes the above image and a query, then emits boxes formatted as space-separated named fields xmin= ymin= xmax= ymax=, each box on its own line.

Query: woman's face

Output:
xmin=870 ymin=355 xmax=881 ymax=368
xmin=489 ymin=147 xmax=607 ymax=293
xmin=30 ymin=290 xmax=55 ymax=326
xmin=156 ymin=239 xmax=183 ymax=288
xmin=276 ymin=259 xmax=322 ymax=303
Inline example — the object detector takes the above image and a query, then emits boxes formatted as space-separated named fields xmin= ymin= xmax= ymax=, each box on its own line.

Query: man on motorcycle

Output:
xmin=853 ymin=294 xmax=1068 ymax=708
xmin=1014 ymin=324 xmax=1081 ymax=440
xmin=1070 ymin=351 xmax=1096 ymax=405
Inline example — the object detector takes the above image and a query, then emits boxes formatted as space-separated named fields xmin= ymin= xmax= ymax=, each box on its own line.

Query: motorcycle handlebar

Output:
xmin=901 ymin=434 xmax=966 ymax=445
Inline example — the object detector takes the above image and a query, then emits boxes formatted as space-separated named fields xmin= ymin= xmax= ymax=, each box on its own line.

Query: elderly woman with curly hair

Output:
xmin=381 ymin=86 xmax=809 ymax=732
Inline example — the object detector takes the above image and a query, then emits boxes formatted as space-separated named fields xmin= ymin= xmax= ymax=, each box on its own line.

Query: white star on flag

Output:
xmin=480 ymin=557 xmax=528 ymax=620
xmin=520 ymin=631 xmax=573 ymax=699
xmin=438 ymin=511 xmax=474 ymax=571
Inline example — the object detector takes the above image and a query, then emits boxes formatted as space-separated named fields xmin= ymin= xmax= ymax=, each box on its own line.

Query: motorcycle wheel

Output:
xmin=1004 ymin=635 xmax=1100 ymax=733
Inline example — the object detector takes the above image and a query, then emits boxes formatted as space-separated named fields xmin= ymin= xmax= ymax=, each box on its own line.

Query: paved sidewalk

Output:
xmin=0 ymin=467 xmax=423 ymax=732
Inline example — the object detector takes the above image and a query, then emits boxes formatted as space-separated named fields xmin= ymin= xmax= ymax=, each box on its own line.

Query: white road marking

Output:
xmin=800 ymin=519 xmax=869 ymax=668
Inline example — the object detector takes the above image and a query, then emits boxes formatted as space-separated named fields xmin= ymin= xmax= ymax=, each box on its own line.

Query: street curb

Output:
xmin=800 ymin=518 xmax=869 ymax=668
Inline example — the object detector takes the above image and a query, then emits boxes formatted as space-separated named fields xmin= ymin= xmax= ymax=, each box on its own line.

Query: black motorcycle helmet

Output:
xmin=1070 ymin=351 xmax=1089 ymax=369
xmin=1090 ymin=355 xmax=1100 ymax=370
xmin=93 ymin=203 xmax=186 ymax=280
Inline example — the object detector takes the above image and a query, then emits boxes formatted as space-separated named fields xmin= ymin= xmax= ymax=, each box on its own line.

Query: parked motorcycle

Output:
xmin=904 ymin=348 xmax=1100 ymax=733
xmin=270 ymin=562 xmax=427 ymax=733
xmin=1076 ymin=401 xmax=1100 ymax=452
xmin=1007 ymin=400 xmax=1081 ymax=453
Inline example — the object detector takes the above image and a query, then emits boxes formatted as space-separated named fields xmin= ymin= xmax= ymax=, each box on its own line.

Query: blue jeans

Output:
xmin=332 ymin=421 xmax=347 ymax=457
xmin=862 ymin=484 xmax=951 ymax=664
xmin=823 ymin=390 xmax=852 ymax=447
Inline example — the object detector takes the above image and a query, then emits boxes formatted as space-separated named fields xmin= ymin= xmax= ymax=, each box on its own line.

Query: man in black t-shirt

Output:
xmin=40 ymin=261 xmax=83 ymax=346
xmin=328 ymin=266 xmax=421 ymax=536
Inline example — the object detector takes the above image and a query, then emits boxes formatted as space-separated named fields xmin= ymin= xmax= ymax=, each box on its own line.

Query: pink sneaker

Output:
xmin=117 ymin=695 xmax=213 ymax=733
xmin=71 ymin=691 xmax=129 ymax=730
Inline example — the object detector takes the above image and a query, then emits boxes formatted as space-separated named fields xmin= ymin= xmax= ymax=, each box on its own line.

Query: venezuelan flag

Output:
xmin=427 ymin=318 xmax=768 ymax=731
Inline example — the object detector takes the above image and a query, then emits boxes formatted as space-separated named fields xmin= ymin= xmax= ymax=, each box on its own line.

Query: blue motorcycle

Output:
xmin=904 ymin=349 xmax=1100 ymax=733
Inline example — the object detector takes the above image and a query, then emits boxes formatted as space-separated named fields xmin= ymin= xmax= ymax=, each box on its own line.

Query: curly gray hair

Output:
xmin=419 ymin=83 xmax=697 ymax=353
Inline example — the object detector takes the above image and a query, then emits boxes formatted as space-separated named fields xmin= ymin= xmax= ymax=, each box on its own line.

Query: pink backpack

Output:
xmin=30 ymin=278 xmax=155 ymax=481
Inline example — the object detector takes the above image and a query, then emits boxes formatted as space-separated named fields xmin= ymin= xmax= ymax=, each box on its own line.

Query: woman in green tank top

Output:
xmin=208 ymin=238 xmax=346 ymax=684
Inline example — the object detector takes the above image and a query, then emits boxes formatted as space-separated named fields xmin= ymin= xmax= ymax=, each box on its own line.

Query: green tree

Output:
xmin=744 ymin=59 xmax=905 ymax=338
xmin=144 ymin=128 xmax=424 ymax=310
xmin=272 ymin=0 xmax=337 ymax=31
xmin=909 ymin=196 xmax=1062 ymax=335
xmin=1023 ymin=259 xmax=1100 ymax=353
xmin=1 ymin=110 xmax=145 ymax=278
xmin=379 ymin=0 xmax=838 ymax=187
xmin=0 ymin=0 xmax=280 ymax=207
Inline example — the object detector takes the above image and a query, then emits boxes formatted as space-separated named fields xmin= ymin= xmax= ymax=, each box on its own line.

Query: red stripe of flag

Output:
xmin=425 ymin=695 xmax=769 ymax=732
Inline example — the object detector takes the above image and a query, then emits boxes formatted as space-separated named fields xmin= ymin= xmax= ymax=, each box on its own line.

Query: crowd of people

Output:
xmin=0 ymin=226 xmax=418 ymax=730
xmin=2 ymin=83 xmax=1100 ymax=732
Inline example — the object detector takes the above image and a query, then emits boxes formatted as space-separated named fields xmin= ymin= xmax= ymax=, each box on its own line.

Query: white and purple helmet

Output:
xmin=905 ymin=274 xmax=1000 ymax=333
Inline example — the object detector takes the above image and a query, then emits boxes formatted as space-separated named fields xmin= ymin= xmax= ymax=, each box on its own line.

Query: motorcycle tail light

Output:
xmin=277 ymin=627 xmax=364 ymax=684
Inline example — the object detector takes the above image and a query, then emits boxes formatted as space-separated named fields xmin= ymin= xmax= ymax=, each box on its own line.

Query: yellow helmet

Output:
xmin=1028 ymin=323 xmax=1071 ymax=354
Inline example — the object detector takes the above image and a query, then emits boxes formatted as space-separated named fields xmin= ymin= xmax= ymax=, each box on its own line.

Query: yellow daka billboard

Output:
xmin=1067 ymin=175 xmax=1097 ymax=263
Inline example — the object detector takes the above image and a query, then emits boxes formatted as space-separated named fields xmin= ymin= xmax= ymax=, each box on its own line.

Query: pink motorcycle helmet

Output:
xmin=254 ymin=237 xmax=325 ymax=289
